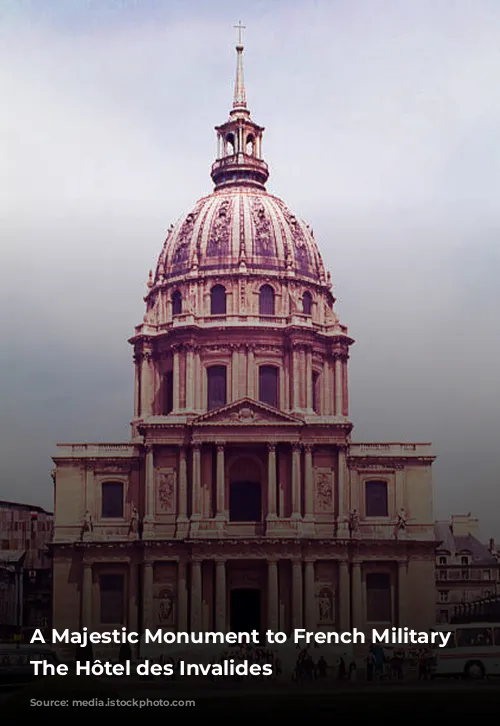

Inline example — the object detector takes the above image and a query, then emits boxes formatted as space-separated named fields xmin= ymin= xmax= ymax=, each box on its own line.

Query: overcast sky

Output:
xmin=1 ymin=0 xmax=499 ymax=539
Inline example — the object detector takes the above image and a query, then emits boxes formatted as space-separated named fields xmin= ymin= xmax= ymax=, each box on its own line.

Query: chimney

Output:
xmin=490 ymin=538 xmax=495 ymax=553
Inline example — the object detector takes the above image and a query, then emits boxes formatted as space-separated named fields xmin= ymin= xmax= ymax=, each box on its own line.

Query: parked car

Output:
xmin=0 ymin=644 xmax=61 ymax=692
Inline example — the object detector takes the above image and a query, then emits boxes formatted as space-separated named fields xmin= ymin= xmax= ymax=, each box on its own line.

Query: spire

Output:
xmin=233 ymin=22 xmax=247 ymax=110
xmin=210 ymin=27 xmax=269 ymax=191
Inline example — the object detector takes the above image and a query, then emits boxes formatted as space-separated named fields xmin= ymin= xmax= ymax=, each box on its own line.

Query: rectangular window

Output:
xmin=365 ymin=480 xmax=388 ymax=517
xmin=101 ymin=481 xmax=124 ymax=518
xmin=456 ymin=627 xmax=493 ymax=648
xmin=259 ymin=366 xmax=279 ymax=408
xmin=207 ymin=366 xmax=227 ymax=410
xmin=366 ymin=573 xmax=391 ymax=622
xmin=99 ymin=574 xmax=124 ymax=625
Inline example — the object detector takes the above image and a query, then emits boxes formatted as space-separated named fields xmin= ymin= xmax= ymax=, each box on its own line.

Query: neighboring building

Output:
xmin=51 ymin=38 xmax=437 ymax=647
xmin=435 ymin=514 xmax=500 ymax=624
xmin=0 ymin=500 xmax=53 ymax=636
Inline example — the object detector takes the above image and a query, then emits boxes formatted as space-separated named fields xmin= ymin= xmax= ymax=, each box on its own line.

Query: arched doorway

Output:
xmin=228 ymin=457 xmax=262 ymax=522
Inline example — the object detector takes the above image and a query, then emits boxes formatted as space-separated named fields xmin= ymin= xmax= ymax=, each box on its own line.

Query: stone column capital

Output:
xmin=216 ymin=442 xmax=225 ymax=452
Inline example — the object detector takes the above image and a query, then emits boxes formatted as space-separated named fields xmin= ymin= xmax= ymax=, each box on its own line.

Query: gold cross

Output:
xmin=233 ymin=21 xmax=245 ymax=46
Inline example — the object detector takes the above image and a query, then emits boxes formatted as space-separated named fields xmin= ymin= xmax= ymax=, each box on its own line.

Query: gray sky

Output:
xmin=1 ymin=0 xmax=499 ymax=538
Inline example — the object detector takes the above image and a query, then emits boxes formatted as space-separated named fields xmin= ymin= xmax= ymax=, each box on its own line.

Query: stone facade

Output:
xmin=435 ymin=515 xmax=500 ymax=623
xmin=51 ymin=40 xmax=437 ymax=646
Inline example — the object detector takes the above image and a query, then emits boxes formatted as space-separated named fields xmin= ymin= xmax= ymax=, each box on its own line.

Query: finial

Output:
xmin=234 ymin=20 xmax=245 ymax=47
xmin=233 ymin=21 xmax=247 ymax=110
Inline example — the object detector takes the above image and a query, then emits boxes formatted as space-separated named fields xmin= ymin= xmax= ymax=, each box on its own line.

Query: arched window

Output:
xmin=210 ymin=285 xmax=226 ymax=315
xmin=101 ymin=481 xmax=124 ymax=518
xmin=225 ymin=134 xmax=235 ymax=156
xmin=246 ymin=135 xmax=254 ymax=155
xmin=207 ymin=365 xmax=227 ymax=410
xmin=365 ymin=480 xmax=388 ymax=517
xmin=259 ymin=284 xmax=275 ymax=315
xmin=303 ymin=291 xmax=312 ymax=315
xmin=259 ymin=365 xmax=279 ymax=408
xmin=172 ymin=290 xmax=182 ymax=316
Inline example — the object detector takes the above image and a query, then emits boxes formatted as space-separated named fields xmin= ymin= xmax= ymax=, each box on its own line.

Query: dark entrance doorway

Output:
xmin=229 ymin=481 xmax=261 ymax=522
xmin=230 ymin=589 xmax=261 ymax=632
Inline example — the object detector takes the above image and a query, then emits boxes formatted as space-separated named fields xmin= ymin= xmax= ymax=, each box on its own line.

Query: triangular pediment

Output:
xmin=193 ymin=398 xmax=303 ymax=426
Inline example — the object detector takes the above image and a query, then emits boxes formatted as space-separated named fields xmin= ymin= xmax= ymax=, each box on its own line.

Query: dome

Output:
xmin=154 ymin=186 xmax=326 ymax=284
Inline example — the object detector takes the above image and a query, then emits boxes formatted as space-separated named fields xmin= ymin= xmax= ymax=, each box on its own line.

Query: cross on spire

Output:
xmin=233 ymin=21 xmax=245 ymax=47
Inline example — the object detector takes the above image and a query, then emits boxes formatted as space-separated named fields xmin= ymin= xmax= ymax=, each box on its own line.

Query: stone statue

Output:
xmin=81 ymin=510 xmax=93 ymax=538
xmin=129 ymin=505 xmax=139 ymax=535
xmin=394 ymin=508 xmax=408 ymax=538
xmin=158 ymin=593 xmax=174 ymax=625
xmin=318 ymin=588 xmax=333 ymax=622
xmin=348 ymin=509 xmax=360 ymax=535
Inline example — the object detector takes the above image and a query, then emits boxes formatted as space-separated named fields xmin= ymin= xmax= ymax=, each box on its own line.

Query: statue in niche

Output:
xmin=129 ymin=505 xmax=139 ymax=535
xmin=81 ymin=510 xmax=93 ymax=538
xmin=157 ymin=589 xmax=175 ymax=625
xmin=318 ymin=588 xmax=334 ymax=623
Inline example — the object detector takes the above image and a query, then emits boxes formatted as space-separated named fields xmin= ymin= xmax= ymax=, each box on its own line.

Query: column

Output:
xmin=267 ymin=444 xmax=277 ymax=519
xmin=291 ymin=445 xmax=301 ymax=519
xmin=351 ymin=561 xmax=363 ymax=628
xmin=172 ymin=346 xmax=180 ymax=411
xmin=193 ymin=346 xmax=201 ymax=410
xmin=305 ymin=347 xmax=313 ymax=410
xmin=231 ymin=347 xmax=239 ymax=401
xmin=292 ymin=348 xmax=300 ymax=409
xmin=322 ymin=359 xmax=330 ymax=415
xmin=292 ymin=560 xmax=303 ymax=629
xmin=247 ymin=346 xmax=254 ymax=398
xmin=178 ymin=447 xmax=188 ymax=520
xmin=142 ymin=351 xmax=155 ymax=415
xmin=338 ymin=560 xmax=350 ymax=630
xmin=133 ymin=354 xmax=141 ymax=417
xmin=304 ymin=446 xmax=313 ymax=520
xmin=190 ymin=561 xmax=202 ymax=631
xmin=128 ymin=562 xmax=138 ymax=632
xmin=398 ymin=560 xmax=408 ymax=626
xmin=81 ymin=563 xmax=93 ymax=628
xmin=267 ymin=559 xmax=279 ymax=632
xmin=216 ymin=444 xmax=225 ymax=519
xmin=334 ymin=355 xmax=343 ymax=417
xmin=342 ymin=359 xmax=348 ymax=416
xmin=304 ymin=560 xmax=316 ymax=630
xmin=144 ymin=445 xmax=154 ymax=522
xmin=191 ymin=445 xmax=201 ymax=519
xmin=177 ymin=561 xmax=188 ymax=630
xmin=337 ymin=447 xmax=345 ymax=522
xmin=215 ymin=560 xmax=226 ymax=632
xmin=143 ymin=562 xmax=153 ymax=629
xmin=185 ymin=346 xmax=194 ymax=410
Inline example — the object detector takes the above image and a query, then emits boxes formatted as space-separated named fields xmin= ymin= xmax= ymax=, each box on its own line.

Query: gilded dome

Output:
xmin=154 ymin=186 xmax=326 ymax=284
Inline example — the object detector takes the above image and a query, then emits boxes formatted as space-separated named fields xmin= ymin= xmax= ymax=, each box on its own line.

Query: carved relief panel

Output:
xmin=314 ymin=467 xmax=334 ymax=513
xmin=155 ymin=469 xmax=176 ymax=514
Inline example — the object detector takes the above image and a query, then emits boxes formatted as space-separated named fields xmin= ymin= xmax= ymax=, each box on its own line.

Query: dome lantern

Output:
xmin=211 ymin=25 xmax=269 ymax=191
